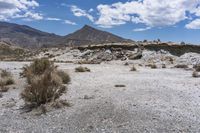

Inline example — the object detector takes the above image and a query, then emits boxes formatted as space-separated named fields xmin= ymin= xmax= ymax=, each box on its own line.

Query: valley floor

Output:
xmin=0 ymin=61 xmax=200 ymax=133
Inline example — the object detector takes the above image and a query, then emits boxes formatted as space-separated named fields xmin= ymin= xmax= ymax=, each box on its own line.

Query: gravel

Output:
xmin=0 ymin=61 xmax=200 ymax=132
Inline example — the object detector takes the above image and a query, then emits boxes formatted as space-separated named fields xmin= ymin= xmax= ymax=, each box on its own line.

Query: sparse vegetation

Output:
xmin=75 ymin=66 xmax=91 ymax=72
xmin=194 ymin=64 xmax=200 ymax=72
xmin=115 ymin=85 xmax=126 ymax=87
xmin=1 ymin=70 xmax=11 ymax=78
xmin=0 ymin=69 xmax=14 ymax=92
xmin=192 ymin=71 xmax=199 ymax=78
xmin=21 ymin=58 xmax=70 ymax=108
xmin=150 ymin=64 xmax=157 ymax=69
xmin=57 ymin=70 xmax=71 ymax=84
xmin=124 ymin=62 xmax=129 ymax=66
xmin=130 ymin=65 xmax=137 ymax=71
xmin=174 ymin=64 xmax=188 ymax=69
xmin=162 ymin=64 xmax=166 ymax=68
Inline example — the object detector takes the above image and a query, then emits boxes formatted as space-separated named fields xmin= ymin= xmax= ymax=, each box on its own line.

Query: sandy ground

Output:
xmin=0 ymin=61 xmax=200 ymax=133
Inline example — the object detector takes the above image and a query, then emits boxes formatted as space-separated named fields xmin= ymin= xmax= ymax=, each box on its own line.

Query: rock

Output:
xmin=128 ymin=52 xmax=142 ymax=60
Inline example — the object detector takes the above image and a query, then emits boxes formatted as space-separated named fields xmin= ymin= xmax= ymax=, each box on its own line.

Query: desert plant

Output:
xmin=124 ymin=62 xmax=129 ymax=66
xmin=194 ymin=64 xmax=200 ymax=72
xmin=21 ymin=67 xmax=66 ymax=106
xmin=115 ymin=84 xmax=126 ymax=87
xmin=130 ymin=65 xmax=137 ymax=71
xmin=75 ymin=66 xmax=90 ymax=72
xmin=21 ymin=58 xmax=70 ymax=108
xmin=57 ymin=70 xmax=71 ymax=84
xmin=1 ymin=70 xmax=11 ymax=78
xmin=5 ymin=78 xmax=14 ymax=85
xmin=162 ymin=64 xmax=166 ymax=68
xmin=174 ymin=64 xmax=188 ymax=69
xmin=192 ymin=71 xmax=199 ymax=78
xmin=150 ymin=64 xmax=157 ymax=69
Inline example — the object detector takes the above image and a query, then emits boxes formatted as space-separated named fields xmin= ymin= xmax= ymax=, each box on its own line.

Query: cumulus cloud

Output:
xmin=70 ymin=5 xmax=94 ymax=22
xmin=94 ymin=0 xmax=200 ymax=29
xmin=0 ymin=0 xmax=41 ymax=21
xmin=186 ymin=19 xmax=200 ymax=29
xmin=64 ymin=20 xmax=77 ymax=25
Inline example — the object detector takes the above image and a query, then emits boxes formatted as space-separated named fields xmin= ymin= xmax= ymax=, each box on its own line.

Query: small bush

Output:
xmin=1 ymin=70 xmax=11 ymax=78
xmin=21 ymin=58 xmax=70 ymax=108
xmin=57 ymin=70 xmax=71 ymax=84
xmin=124 ymin=62 xmax=129 ymax=66
xmin=0 ymin=70 xmax=14 ymax=92
xmin=5 ymin=78 xmax=14 ymax=85
xmin=162 ymin=64 xmax=166 ymax=68
xmin=75 ymin=66 xmax=90 ymax=72
xmin=194 ymin=64 xmax=200 ymax=72
xmin=175 ymin=64 xmax=188 ymax=69
xmin=150 ymin=64 xmax=157 ymax=69
xmin=115 ymin=85 xmax=126 ymax=87
xmin=130 ymin=65 xmax=137 ymax=71
xmin=192 ymin=71 xmax=199 ymax=78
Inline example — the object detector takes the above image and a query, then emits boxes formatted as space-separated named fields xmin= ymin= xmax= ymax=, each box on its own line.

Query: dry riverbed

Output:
xmin=0 ymin=61 xmax=200 ymax=133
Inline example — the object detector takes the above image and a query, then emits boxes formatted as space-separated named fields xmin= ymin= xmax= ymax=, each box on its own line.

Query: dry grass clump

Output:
xmin=146 ymin=63 xmax=157 ymax=69
xmin=192 ymin=71 xmax=199 ymax=78
xmin=130 ymin=65 xmax=137 ymax=71
xmin=174 ymin=64 xmax=188 ymax=69
xmin=1 ymin=70 xmax=11 ymax=78
xmin=115 ymin=84 xmax=126 ymax=87
xmin=57 ymin=70 xmax=71 ymax=84
xmin=194 ymin=64 xmax=200 ymax=72
xmin=162 ymin=64 xmax=166 ymax=68
xmin=0 ymin=69 xmax=14 ymax=92
xmin=75 ymin=66 xmax=91 ymax=72
xmin=21 ymin=58 xmax=70 ymax=109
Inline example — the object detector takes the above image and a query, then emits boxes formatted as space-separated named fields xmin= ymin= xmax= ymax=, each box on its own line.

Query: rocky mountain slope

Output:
xmin=0 ymin=22 xmax=131 ymax=48
xmin=62 ymin=25 xmax=131 ymax=46
xmin=0 ymin=22 xmax=63 ymax=48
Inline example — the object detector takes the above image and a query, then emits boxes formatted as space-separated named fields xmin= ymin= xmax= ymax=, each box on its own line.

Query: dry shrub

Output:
xmin=75 ymin=66 xmax=90 ymax=72
xmin=115 ymin=85 xmax=126 ymax=87
xmin=0 ymin=70 xmax=14 ymax=92
xmin=130 ymin=65 xmax=137 ymax=71
xmin=21 ymin=58 xmax=70 ymax=108
xmin=150 ymin=64 xmax=157 ymax=69
xmin=194 ymin=64 xmax=200 ymax=72
xmin=192 ymin=71 xmax=199 ymax=78
xmin=124 ymin=62 xmax=129 ymax=66
xmin=57 ymin=70 xmax=71 ymax=84
xmin=174 ymin=64 xmax=188 ymax=69
xmin=162 ymin=64 xmax=166 ymax=68
xmin=1 ymin=70 xmax=11 ymax=78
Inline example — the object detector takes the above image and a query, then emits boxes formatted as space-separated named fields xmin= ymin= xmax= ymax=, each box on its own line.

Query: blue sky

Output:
xmin=1 ymin=0 xmax=200 ymax=44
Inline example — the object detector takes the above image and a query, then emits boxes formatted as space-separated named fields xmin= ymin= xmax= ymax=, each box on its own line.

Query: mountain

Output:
xmin=62 ymin=25 xmax=131 ymax=45
xmin=0 ymin=21 xmax=63 ymax=48
xmin=0 ymin=22 xmax=132 ymax=48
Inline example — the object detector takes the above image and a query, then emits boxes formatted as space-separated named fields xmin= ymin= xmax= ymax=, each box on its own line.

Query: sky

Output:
xmin=1 ymin=0 xmax=200 ymax=44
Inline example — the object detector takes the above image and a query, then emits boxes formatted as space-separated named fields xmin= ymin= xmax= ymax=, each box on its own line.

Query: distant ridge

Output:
xmin=0 ymin=22 xmax=132 ymax=48
xmin=62 ymin=25 xmax=131 ymax=45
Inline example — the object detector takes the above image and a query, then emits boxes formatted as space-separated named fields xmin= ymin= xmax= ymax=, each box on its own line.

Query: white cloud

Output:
xmin=133 ymin=27 xmax=151 ymax=32
xmin=64 ymin=20 xmax=77 ymax=25
xmin=46 ymin=17 xmax=61 ymax=21
xmin=95 ymin=0 xmax=200 ymax=29
xmin=0 ymin=0 xmax=40 ymax=21
xmin=186 ymin=19 xmax=200 ymax=29
xmin=70 ymin=5 xmax=94 ymax=22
